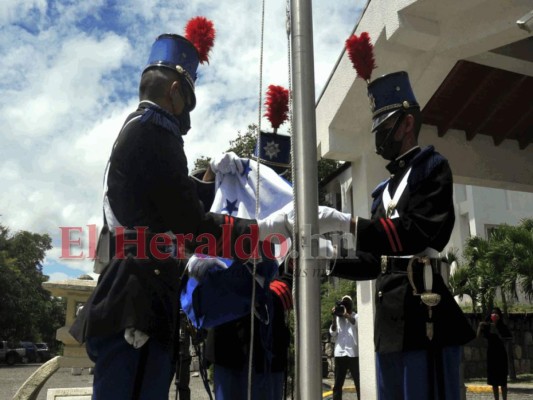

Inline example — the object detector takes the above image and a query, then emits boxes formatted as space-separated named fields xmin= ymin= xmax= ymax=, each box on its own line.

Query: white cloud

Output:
xmin=0 ymin=0 xmax=47 ymax=25
xmin=0 ymin=0 xmax=365 ymax=279
xmin=47 ymin=272 xmax=71 ymax=282
xmin=2 ymin=32 xmax=131 ymax=138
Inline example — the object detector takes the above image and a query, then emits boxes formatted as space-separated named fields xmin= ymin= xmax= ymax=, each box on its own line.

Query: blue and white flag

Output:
xmin=211 ymin=155 xmax=293 ymax=219
xmin=181 ymin=155 xmax=293 ymax=329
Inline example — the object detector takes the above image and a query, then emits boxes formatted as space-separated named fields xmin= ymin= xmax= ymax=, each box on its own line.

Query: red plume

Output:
xmin=264 ymin=85 xmax=289 ymax=131
xmin=185 ymin=17 xmax=216 ymax=64
xmin=345 ymin=32 xmax=376 ymax=82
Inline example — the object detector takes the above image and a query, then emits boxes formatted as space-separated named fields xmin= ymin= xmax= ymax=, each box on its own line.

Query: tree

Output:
xmin=504 ymin=219 xmax=533 ymax=299
xmin=193 ymin=156 xmax=211 ymax=171
xmin=0 ymin=224 xmax=65 ymax=344
xmin=226 ymin=124 xmax=259 ymax=158
xmin=447 ymin=248 xmax=480 ymax=313
xmin=451 ymin=219 xmax=533 ymax=316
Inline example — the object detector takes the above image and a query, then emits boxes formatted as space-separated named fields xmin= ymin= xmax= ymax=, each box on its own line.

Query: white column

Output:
xmin=351 ymin=153 xmax=387 ymax=398
xmin=357 ymin=280 xmax=378 ymax=398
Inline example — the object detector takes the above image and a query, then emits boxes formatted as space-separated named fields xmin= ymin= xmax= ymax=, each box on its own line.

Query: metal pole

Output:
xmin=290 ymin=0 xmax=322 ymax=399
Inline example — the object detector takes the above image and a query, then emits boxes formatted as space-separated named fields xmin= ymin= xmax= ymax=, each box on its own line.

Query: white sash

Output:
xmin=102 ymin=115 xmax=142 ymax=233
xmin=382 ymin=167 xmax=412 ymax=219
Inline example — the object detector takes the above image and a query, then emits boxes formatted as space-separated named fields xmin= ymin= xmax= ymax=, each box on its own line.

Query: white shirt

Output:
xmin=329 ymin=313 xmax=359 ymax=357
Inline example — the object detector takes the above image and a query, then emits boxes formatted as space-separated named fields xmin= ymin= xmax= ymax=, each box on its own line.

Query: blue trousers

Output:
xmin=87 ymin=333 xmax=175 ymax=400
xmin=376 ymin=346 xmax=461 ymax=400
xmin=214 ymin=364 xmax=284 ymax=400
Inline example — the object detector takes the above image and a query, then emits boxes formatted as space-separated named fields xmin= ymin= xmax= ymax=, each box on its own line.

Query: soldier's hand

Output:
xmin=317 ymin=206 xmax=352 ymax=234
xmin=210 ymin=152 xmax=244 ymax=175
xmin=187 ymin=255 xmax=229 ymax=281
xmin=257 ymin=209 xmax=292 ymax=241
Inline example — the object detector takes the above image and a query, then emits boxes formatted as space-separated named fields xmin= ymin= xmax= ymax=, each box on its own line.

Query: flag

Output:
xmin=181 ymin=157 xmax=293 ymax=329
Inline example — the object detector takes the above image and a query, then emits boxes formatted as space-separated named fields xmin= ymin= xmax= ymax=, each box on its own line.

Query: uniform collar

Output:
xmin=139 ymin=100 xmax=165 ymax=111
xmin=386 ymin=146 xmax=420 ymax=175
xmin=138 ymin=100 xmax=183 ymax=138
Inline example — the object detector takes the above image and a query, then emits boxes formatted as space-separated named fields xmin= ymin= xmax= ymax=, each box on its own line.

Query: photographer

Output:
xmin=329 ymin=295 xmax=360 ymax=400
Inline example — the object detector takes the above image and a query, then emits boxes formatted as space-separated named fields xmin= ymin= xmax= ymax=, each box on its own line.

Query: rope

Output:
xmin=247 ymin=0 xmax=266 ymax=397
xmin=285 ymin=1 xmax=299 ymax=398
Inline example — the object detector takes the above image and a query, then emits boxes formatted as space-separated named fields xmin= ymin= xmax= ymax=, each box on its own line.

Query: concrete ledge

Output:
xmin=12 ymin=356 xmax=61 ymax=400
xmin=46 ymin=387 xmax=92 ymax=400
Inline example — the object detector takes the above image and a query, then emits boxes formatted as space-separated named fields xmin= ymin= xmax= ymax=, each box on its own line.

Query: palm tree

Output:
xmin=459 ymin=220 xmax=533 ymax=316
xmin=462 ymin=236 xmax=499 ymax=315
xmin=509 ymin=219 xmax=533 ymax=299
xmin=484 ymin=225 xmax=520 ymax=315
xmin=449 ymin=264 xmax=479 ymax=313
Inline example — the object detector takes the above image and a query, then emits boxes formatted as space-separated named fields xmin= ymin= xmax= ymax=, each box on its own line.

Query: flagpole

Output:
xmin=290 ymin=0 xmax=322 ymax=398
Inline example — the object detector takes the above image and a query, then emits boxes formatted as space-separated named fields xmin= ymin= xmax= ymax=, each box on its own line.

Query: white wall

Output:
xmin=451 ymin=184 xmax=533 ymax=247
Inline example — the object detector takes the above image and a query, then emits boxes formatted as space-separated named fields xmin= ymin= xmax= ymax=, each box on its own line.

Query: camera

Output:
xmin=333 ymin=301 xmax=346 ymax=317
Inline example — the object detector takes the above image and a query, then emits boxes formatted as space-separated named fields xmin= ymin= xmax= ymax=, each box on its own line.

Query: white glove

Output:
xmin=317 ymin=238 xmax=336 ymax=259
xmin=257 ymin=210 xmax=292 ymax=241
xmin=210 ymin=152 xmax=244 ymax=175
xmin=187 ymin=255 xmax=229 ymax=281
xmin=317 ymin=206 xmax=351 ymax=234
xmin=284 ymin=206 xmax=351 ymax=234
xmin=124 ymin=327 xmax=149 ymax=349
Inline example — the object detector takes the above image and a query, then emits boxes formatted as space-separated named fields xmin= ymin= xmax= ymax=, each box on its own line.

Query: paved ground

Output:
xmin=0 ymin=363 xmax=212 ymax=400
xmin=1 ymin=363 xmax=533 ymax=399
xmin=321 ymin=379 xmax=533 ymax=400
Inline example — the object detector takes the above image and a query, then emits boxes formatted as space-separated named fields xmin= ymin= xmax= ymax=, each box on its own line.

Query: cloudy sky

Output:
xmin=0 ymin=0 xmax=365 ymax=281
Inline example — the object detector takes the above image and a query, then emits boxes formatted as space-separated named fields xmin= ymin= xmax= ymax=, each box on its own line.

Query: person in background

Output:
xmin=330 ymin=295 xmax=360 ymax=400
xmin=477 ymin=307 xmax=512 ymax=400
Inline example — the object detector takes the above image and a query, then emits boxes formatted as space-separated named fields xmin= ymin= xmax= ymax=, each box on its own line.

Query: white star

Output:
xmin=263 ymin=141 xmax=281 ymax=159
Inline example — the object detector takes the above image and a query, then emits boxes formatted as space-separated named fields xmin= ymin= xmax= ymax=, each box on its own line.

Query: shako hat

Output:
xmin=345 ymin=32 xmax=419 ymax=130
xmin=255 ymin=131 xmax=291 ymax=175
xmin=367 ymin=71 xmax=419 ymax=130
xmin=143 ymin=17 xmax=215 ymax=112
xmin=254 ymin=85 xmax=291 ymax=175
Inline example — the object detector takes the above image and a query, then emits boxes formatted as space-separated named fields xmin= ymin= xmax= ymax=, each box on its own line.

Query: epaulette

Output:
xmin=140 ymin=105 xmax=183 ymax=142
xmin=371 ymin=178 xmax=390 ymax=214
xmin=408 ymin=146 xmax=446 ymax=190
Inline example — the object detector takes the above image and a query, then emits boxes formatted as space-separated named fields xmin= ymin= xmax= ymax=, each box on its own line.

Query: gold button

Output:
xmin=154 ymin=269 xmax=160 ymax=275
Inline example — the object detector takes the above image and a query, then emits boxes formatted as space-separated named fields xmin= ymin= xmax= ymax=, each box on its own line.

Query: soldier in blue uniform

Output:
xmin=70 ymin=33 xmax=290 ymax=400
xmin=323 ymin=71 xmax=475 ymax=399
